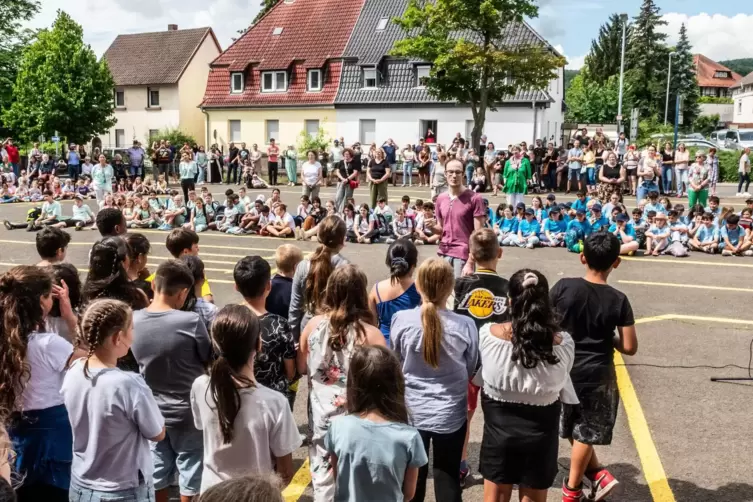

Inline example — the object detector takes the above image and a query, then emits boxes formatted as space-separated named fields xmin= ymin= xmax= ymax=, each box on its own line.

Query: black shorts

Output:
xmin=559 ymin=371 xmax=619 ymax=445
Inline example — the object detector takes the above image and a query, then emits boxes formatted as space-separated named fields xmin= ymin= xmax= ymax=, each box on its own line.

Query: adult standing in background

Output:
xmin=126 ymin=140 xmax=145 ymax=179
xmin=156 ymin=140 xmax=172 ymax=183
xmin=284 ymin=144 xmax=298 ymax=186
xmin=503 ymin=145 xmax=532 ymax=209
xmin=737 ymin=147 xmax=751 ymax=197
xmin=674 ymin=143 xmax=690 ymax=198
xmin=706 ymin=147 xmax=720 ymax=197
xmin=660 ymin=142 xmax=675 ymax=196
xmin=66 ymin=144 xmax=81 ymax=183
xmin=566 ymin=140 xmax=584 ymax=194
xmin=335 ymin=148 xmax=360 ymax=213
xmin=417 ymin=145 xmax=432 ymax=188
xmin=427 ymin=158 xmax=486 ymax=277
xmin=615 ymin=132 xmax=628 ymax=162
xmin=179 ymin=152 xmax=197 ymax=201
xmin=267 ymin=138 xmax=280 ymax=186
xmin=382 ymin=138 xmax=397 ymax=185
xmin=91 ymin=154 xmax=114 ymax=204
xmin=431 ymin=152 xmax=448 ymax=198
xmin=636 ymin=145 xmax=661 ymax=203
xmin=195 ymin=146 xmax=208 ymax=185
xmin=208 ymin=144 xmax=223 ymax=184
xmin=367 ymin=148 xmax=391 ymax=209
xmin=227 ymin=142 xmax=239 ymax=185
xmin=329 ymin=139 xmax=343 ymax=186
xmin=250 ymin=143 xmax=262 ymax=175
xmin=483 ymin=142 xmax=497 ymax=192
xmin=4 ymin=138 xmax=19 ymax=177
xmin=688 ymin=151 xmax=711 ymax=208
xmin=301 ymin=150 xmax=323 ymax=200
xmin=597 ymin=151 xmax=626 ymax=203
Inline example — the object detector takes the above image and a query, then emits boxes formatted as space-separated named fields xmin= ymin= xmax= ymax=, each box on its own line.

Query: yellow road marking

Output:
xmin=619 ymin=280 xmax=753 ymax=293
xmin=622 ymin=256 xmax=753 ymax=268
xmin=149 ymin=255 xmax=274 ymax=266
xmin=282 ymin=458 xmax=311 ymax=502
xmin=664 ymin=314 xmax=753 ymax=325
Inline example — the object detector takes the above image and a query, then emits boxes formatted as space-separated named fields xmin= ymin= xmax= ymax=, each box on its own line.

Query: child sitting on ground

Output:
xmin=495 ymin=205 xmax=518 ymax=245
xmin=160 ymin=194 xmax=187 ymax=230
xmin=609 ymin=213 xmax=639 ymax=255
xmin=719 ymin=214 xmax=753 ymax=256
xmin=390 ymin=207 xmax=415 ymax=242
xmin=571 ymin=190 xmax=589 ymax=213
xmin=565 ymin=209 xmax=593 ymax=253
xmin=665 ymin=210 xmax=689 ymax=257
xmin=645 ymin=212 xmax=670 ymax=256
xmin=507 ymin=208 xmax=540 ymax=248
xmin=689 ymin=212 xmax=718 ymax=253
xmin=542 ymin=206 xmax=567 ymax=247
xmin=414 ymin=201 xmax=440 ymax=245
xmin=374 ymin=198 xmax=395 ymax=225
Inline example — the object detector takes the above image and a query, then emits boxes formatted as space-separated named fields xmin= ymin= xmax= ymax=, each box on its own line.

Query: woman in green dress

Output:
xmin=503 ymin=145 xmax=532 ymax=208
xmin=284 ymin=145 xmax=298 ymax=186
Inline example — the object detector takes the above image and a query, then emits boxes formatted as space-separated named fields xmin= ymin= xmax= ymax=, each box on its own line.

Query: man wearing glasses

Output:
xmin=426 ymin=158 xmax=486 ymax=277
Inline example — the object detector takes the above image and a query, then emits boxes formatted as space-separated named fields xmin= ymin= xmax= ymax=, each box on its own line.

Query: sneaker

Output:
xmin=414 ymin=240 xmax=424 ymax=245
xmin=744 ymin=250 xmax=753 ymax=257
xmin=385 ymin=238 xmax=395 ymax=244
xmin=737 ymin=193 xmax=745 ymax=197
xmin=562 ymin=481 xmax=584 ymax=502
xmin=583 ymin=468 xmax=619 ymax=501
xmin=722 ymin=249 xmax=733 ymax=256
xmin=459 ymin=466 xmax=470 ymax=488
xmin=3 ymin=220 xmax=11 ymax=231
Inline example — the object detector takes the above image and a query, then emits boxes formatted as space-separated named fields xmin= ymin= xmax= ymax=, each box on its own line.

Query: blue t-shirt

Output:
xmin=67 ymin=151 xmax=80 ymax=166
xmin=590 ymin=215 xmax=610 ymax=232
xmin=567 ymin=218 xmax=592 ymax=236
xmin=645 ymin=202 xmax=666 ymax=215
xmin=544 ymin=218 xmax=567 ymax=234
xmin=696 ymin=224 xmax=718 ymax=244
xmin=568 ymin=148 xmax=583 ymax=170
xmin=668 ymin=221 xmax=687 ymax=243
xmin=518 ymin=218 xmax=540 ymax=237
xmin=721 ymin=225 xmax=744 ymax=246
xmin=571 ymin=198 xmax=589 ymax=213
xmin=324 ymin=415 xmax=428 ymax=502
xmin=498 ymin=217 xmax=518 ymax=234
xmin=648 ymin=223 xmax=670 ymax=239
xmin=608 ymin=223 xmax=636 ymax=242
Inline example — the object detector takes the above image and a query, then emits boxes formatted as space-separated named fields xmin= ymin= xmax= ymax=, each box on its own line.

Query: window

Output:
xmin=416 ymin=65 xmax=430 ymax=87
xmin=147 ymin=87 xmax=160 ymax=107
xmin=115 ymin=90 xmax=125 ymax=108
xmin=739 ymin=101 xmax=743 ymax=114
xmin=714 ymin=71 xmax=729 ymax=78
xmin=229 ymin=120 xmax=241 ymax=142
xmin=149 ymin=129 xmax=159 ymax=140
xmin=419 ymin=119 xmax=437 ymax=142
xmin=360 ymin=119 xmax=376 ymax=145
xmin=308 ymin=69 xmax=322 ymax=91
xmin=376 ymin=17 xmax=388 ymax=30
xmin=305 ymin=119 xmax=320 ymax=139
xmin=231 ymin=73 xmax=244 ymax=93
xmin=272 ymin=27 xmax=283 ymax=35
xmin=265 ymin=120 xmax=279 ymax=142
xmin=115 ymin=129 xmax=125 ymax=148
xmin=261 ymin=71 xmax=287 ymax=92
xmin=363 ymin=68 xmax=377 ymax=88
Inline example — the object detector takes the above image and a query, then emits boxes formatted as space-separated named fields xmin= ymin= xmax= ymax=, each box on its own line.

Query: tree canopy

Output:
xmin=719 ymin=58 xmax=753 ymax=77
xmin=627 ymin=0 xmax=669 ymax=119
xmin=2 ymin=10 xmax=116 ymax=145
xmin=667 ymin=23 xmax=699 ymax=127
xmin=390 ymin=0 xmax=564 ymax=149
xmin=583 ymin=14 xmax=631 ymax=82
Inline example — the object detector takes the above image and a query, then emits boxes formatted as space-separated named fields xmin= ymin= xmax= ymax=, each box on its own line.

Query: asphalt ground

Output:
xmin=1 ymin=183 xmax=752 ymax=502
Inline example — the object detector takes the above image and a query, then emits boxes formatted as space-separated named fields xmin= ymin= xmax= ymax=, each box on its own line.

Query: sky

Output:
xmin=25 ymin=0 xmax=753 ymax=72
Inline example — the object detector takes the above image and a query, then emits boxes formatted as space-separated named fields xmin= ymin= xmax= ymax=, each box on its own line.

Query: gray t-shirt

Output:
xmin=61 ymin=359 xmax=164 ymax=491
xmin=324 ymin=415 xmax=428 ymax=502
xmin=132 ymin=309 xmax=212 ymax=427
xmin=390 ymin=307 xmax=478 ymax=434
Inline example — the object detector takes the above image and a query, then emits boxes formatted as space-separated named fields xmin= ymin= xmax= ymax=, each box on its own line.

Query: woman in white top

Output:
xmin=674 ymin=143 xmax=691 ymax=197
xmin=301 ymin=150 xmax=323 ymax=200
xmin=91 ymin=154 xmax=114 ymax=203
xmin=0 ymin=266 xmax=87 ymax=500
xmin=401 ymin=144 xmax=416 ymax=187
xmin=476 ymin=269 xmax=575 ymax=502
xmin=737 ymin=147 xmax=751 ymax=197
xmin=192 ymin=305 xmax=300 ymax=493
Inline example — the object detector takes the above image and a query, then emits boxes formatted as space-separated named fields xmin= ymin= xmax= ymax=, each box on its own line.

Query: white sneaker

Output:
xmin=736 ymin=193 xmax=744 ymax=197
xmin=745 ymin=192 xmax=752 ymax=197
xmin=744 ymin=250 xmax=753 ymax=257
xmin=414 ymin=240 xmax=424 ymax=245
xmin=722 ymin=250 xmax=733 ymax=256
xmin=385 ymin=238 xmax=396 ymax=244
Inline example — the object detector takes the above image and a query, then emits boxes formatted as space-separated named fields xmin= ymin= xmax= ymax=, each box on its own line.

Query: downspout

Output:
xmin=532 ymin=100 xmax=538 ymax=145
xmin=202 ymin=107 xmax=210 ymax=147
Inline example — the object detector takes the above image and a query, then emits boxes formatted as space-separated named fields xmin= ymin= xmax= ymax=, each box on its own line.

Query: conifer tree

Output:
xmin=667 ymin=23 xmax=700 ymax=128
xmin=583 ymin=14 xmax=631 ymax=82
xmin=627 ymin=0 xmax=669 ymax=118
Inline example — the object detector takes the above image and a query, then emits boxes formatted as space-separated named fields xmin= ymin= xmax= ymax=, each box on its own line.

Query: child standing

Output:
xmin=551 ymin=232 xmax=637 ymax=502
xmin=324 ymin=346 xmax=428 ymax=501
xmin=266 ymin=244 xmax=304 ymax=320
xmin=62 ymin=300 xmax=165 ymax=501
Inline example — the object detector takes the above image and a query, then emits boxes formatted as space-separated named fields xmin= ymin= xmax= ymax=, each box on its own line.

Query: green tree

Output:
xmin=390 ymin=0 xmax=564 ymax=149
xmin=583 ymin=13 xmax=631 ymax=82
xmin=719 ymin=58 xmax=753 ymax=77
xmin=565 ymin=71 xmax=634 ymax=125
xmin=2 ymin=10 xmax=115 ymax=145
xmin=627 ymin=0 xmax=669 ymax=119
xmin=667 ymin=23 xmax=700 ymax=128
xmin=693 ymin=114 xmax=720 ymax=137
xmin=564 ymin=69 xmax=580 ymax=90
xmin=253 ymin=0 xmax=278 ymax=24
xmin=0 ymin=0 xmax=40 ymax=135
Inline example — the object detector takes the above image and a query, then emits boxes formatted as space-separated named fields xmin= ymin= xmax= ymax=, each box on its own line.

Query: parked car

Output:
xmin=709 ymin=129 xmax=729 ymax=148
xmin=679 ymin=139 xmax=726 ymax=151
xmin=723 ymin=129 xmax=753 ymax=151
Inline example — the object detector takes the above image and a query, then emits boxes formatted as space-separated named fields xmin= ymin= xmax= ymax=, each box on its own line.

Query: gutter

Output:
xmin=201 ymin=107 xmax=210 ymax=147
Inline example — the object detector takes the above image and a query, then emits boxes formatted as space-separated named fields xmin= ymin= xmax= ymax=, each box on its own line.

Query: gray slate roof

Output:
xmin=336 ymin=0 xmax=555 ymax=105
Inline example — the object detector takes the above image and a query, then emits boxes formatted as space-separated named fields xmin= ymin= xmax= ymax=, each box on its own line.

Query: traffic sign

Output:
xmin=51 ymin=136 xmax=60 ymax=142
xmin=616 ymin=115 xmax=623 ymax=121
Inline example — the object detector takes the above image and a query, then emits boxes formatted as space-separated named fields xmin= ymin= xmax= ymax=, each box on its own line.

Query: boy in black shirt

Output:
xmin=550 ymin=231 xmax=638 ymax=502
xmin=453 ymin=228 xmax=510 ymax=486
xmin=266 ymin=244 xmax=304 ymax=320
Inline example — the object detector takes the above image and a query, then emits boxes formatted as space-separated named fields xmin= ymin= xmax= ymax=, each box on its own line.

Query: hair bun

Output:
xmin=0 ymin=274 xmax=16 ymax=293
xmin=521 ymin=272 xmax=538 ymax=288
xmin=390 ymin=257 xmax=410 ymax=275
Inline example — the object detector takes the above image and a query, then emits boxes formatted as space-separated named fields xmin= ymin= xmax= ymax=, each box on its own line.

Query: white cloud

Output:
xmin=554 ymin=44 xmax=586 ymax=70
xmin=660 ymin=12 xmax=753 ymax=63
xmin=25 ymin=0 xmax=262 ymax=55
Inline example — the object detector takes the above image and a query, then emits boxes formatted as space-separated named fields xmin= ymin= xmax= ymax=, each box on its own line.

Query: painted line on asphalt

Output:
xmin=619 ymin=280 xmax=753 ymax=293
xmin=0 ymin=239 xmax=282 ymax=255
xmin=149 ymin=254 xmax=275 ymax=266
xmin=622 ymin=256 xmax=753 ymax=268
xmin=282 ymin=458 xmax=311 ymax=502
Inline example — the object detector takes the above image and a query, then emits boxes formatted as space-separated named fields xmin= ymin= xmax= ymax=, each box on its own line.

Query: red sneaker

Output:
xmin=562 ymin=481 xmax=584 ymax=502
xmin=583 ymin=468 xmax=619 ymax=501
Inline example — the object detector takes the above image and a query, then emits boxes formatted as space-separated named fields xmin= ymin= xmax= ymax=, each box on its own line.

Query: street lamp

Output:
xmin=664 ymin=51 xmax=677 ymax=125
xmin=617 ymin=13 xmax=628 ymax=134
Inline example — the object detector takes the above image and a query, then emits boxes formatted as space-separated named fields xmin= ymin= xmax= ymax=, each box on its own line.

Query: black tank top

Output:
xmin=602 ymin=163 xmax=621 ymax=180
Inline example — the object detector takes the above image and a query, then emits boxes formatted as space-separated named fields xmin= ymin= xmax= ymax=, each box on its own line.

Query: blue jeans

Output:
xmin=636 ymin=181 xmax=659 ymax=204
xmin=69 ymin=480 xmax=155 ymax=502
xmin=11 ymin=162 xmax=19 ymax=177
xmin=441 ymin=255 xmax=467 ymax=278
xmin=465 ymin=164 xmax=474 ymax=185
xmin=68 ymin=164 xmax=81 ymax=182
xmin=151 ymin=425 xmax=203 ymax=496
xmin=196 ymin=165 xmax=206 ymax=184
xmin=661 ymin=164 xmax=673 ymax=193
xmin=586 ymin=167 xmax=596 ymax=186
xmin=404 ymin=162 xmax=414 ymax=186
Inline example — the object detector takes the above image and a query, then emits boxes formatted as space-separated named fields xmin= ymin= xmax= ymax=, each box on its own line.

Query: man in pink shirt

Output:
xmin=427 ymin=158 xmax=486 ymax=277
xmin=267 ymin=138 xmax=280 ymax=186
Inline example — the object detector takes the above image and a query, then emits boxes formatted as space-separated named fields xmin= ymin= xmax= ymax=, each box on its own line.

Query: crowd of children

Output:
xmin=0 ymin=204 xmax=641 ymax=502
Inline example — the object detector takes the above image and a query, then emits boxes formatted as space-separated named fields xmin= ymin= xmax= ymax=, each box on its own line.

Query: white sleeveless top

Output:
xmin=473 ymin=324 xmax=579 ymax=406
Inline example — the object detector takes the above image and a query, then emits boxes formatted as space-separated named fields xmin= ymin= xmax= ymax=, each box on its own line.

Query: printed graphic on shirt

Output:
xmin=457 ymin=287 xmax=508 ymax=320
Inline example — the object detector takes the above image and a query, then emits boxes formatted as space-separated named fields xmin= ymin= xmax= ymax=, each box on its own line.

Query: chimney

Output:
xmin=167 ymin=24 xmax=178 ymax=31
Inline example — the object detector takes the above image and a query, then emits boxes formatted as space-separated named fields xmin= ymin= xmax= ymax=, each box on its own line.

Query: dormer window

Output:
xmin=714 ymin=71 xmax=729 ymax=78
xmin=307 ymin=69 xmax=322 ymax=92
xmin=363 ymin=68 xmax=378 ymax=89
xmin=261 ymin=71 xmax=287 ymax=92
xmin=376 ymin=17 xmax=389 ymax=31
xmin=231 ymin=72 xmax=244 ymax=93
xmin=272 ymin=27 xmax=283 ymax=36
xmin=416 ymin=65 xmax=430 ymax=87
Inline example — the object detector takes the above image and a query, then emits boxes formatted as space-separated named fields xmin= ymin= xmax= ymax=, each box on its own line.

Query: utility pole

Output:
xmin=664 ymin=52 xmax=677 ymax=125
xmin=617 ymin=13 xmax=628 ymax=134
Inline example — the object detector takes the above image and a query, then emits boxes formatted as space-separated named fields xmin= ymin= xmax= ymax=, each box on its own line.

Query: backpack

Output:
xmin=375 ymin=213 xmax=393 ymax=237
xmin=26 ymin=207 xmax=41 ymax=222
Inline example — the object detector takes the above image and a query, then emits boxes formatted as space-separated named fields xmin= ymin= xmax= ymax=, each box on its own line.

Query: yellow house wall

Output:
xmin=204 ymin=108 xmax=337 ymax=149
xmin=178 ymin=35 xmax=221 ymax=145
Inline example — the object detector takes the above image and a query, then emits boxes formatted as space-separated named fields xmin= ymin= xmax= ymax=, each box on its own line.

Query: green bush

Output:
xmin=688 ymin=147 xmax=739 ymax=183
xmin=296 ymin=122 xmax=331 ymax=159
xmin=144 ymin=128 xmax=197 ymax=156
xmin=698 ymin=96 xmax=733 ymax=104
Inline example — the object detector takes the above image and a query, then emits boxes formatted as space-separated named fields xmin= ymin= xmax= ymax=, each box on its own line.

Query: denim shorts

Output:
xmin=151 ymin=425 xmax=203 ymax=496
xmin=441 ymin=254 xmax=467 ymax=278
xmin=69 ymin=480 xmax=155 ymax=502
xmin=568 ymin=168 xmax=581 ymax=181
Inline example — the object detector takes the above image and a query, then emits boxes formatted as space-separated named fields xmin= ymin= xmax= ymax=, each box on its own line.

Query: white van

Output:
xmin=709 ymin=130 xmax=728 ymax=148
xmin=724 ymin=129 xmax=753 ymax=151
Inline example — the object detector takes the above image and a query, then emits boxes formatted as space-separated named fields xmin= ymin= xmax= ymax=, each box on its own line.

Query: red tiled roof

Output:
xmin=201 ymin=0 xmax=364 ymax=107
xmin=693 ymin=54 xmax=742 ymax=89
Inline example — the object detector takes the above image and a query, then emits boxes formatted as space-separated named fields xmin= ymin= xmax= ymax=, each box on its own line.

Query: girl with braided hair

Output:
xmin=0 ymin=265 xmax=87 ymax=501
xmin=61 ymin=299 xmax=165 ymax=501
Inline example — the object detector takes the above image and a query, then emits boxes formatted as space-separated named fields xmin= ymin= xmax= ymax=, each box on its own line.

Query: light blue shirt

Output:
xmin=645 ymin=202 xmax=667 ymax=215
xmin=324 ymin=415 xmax=428 ymax=502
xmin=608 ymin=223 xmax=636 ymax=241
xmin=390 ymin=308 xmax=478 ymax=434
xmin=42 ymin=200 xmax=62 ymax=218
xmin=571 ymin=197 xmax=589 ymax=213
xmin=497 ymin=217 xmax=518 ymax=234
xmin=568 ymin=148 xmax=583 ymax=170
xmin=545 ymin=218 xmax=567 ymax=234
xmin=567 ymin=218 xmax=592 ymax=236
xmin=696 ymin=224 xmax=718 ymax=244
xmin=669 ymin=221 xmax=687 ymax=243
xmin=721 ymin=225 xmax=743 ymax=246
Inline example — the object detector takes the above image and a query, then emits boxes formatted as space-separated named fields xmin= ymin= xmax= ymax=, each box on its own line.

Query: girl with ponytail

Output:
xmin=368 ymin=239 xmax=421 ymax=344
xmin=191 ymin=305 xmax=300 ymax=493
xmin=0 ymin=265 xmax=87 ymax=501
xmin=298 ymin=265 xmax=385 ymax=501
xmin=61 ymin=299 xmax=165 ymax=502
xmin=476 ymin=269 xmax=576 ymax=502
xmin=289 ymin=215 xmax=348 ymax=341
xmin=390 ymin=257 xmax=479 ymax=502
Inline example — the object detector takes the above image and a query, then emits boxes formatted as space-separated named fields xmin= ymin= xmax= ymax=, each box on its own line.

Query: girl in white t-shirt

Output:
xmin=0 ymin=266 xmax=87 ymax=499
xmin=62 ymin=299 xmax=165 ymax=501
xmin=191 ymin=305 xmax=300 ymax=493
xmin=737 ymin=147 xmax=751 ymax=197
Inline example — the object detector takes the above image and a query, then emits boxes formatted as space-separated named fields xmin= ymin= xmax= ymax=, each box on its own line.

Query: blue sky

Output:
xmin=528 ymin=0 xmax=753 ymax=69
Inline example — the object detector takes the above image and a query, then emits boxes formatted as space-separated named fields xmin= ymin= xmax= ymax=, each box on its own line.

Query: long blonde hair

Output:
xmin=416 ymin=258 xmax=455 ymax=368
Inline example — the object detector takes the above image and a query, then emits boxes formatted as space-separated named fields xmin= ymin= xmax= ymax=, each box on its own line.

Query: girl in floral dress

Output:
xmin=298 ymin=265 xmax=386 ymax=502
